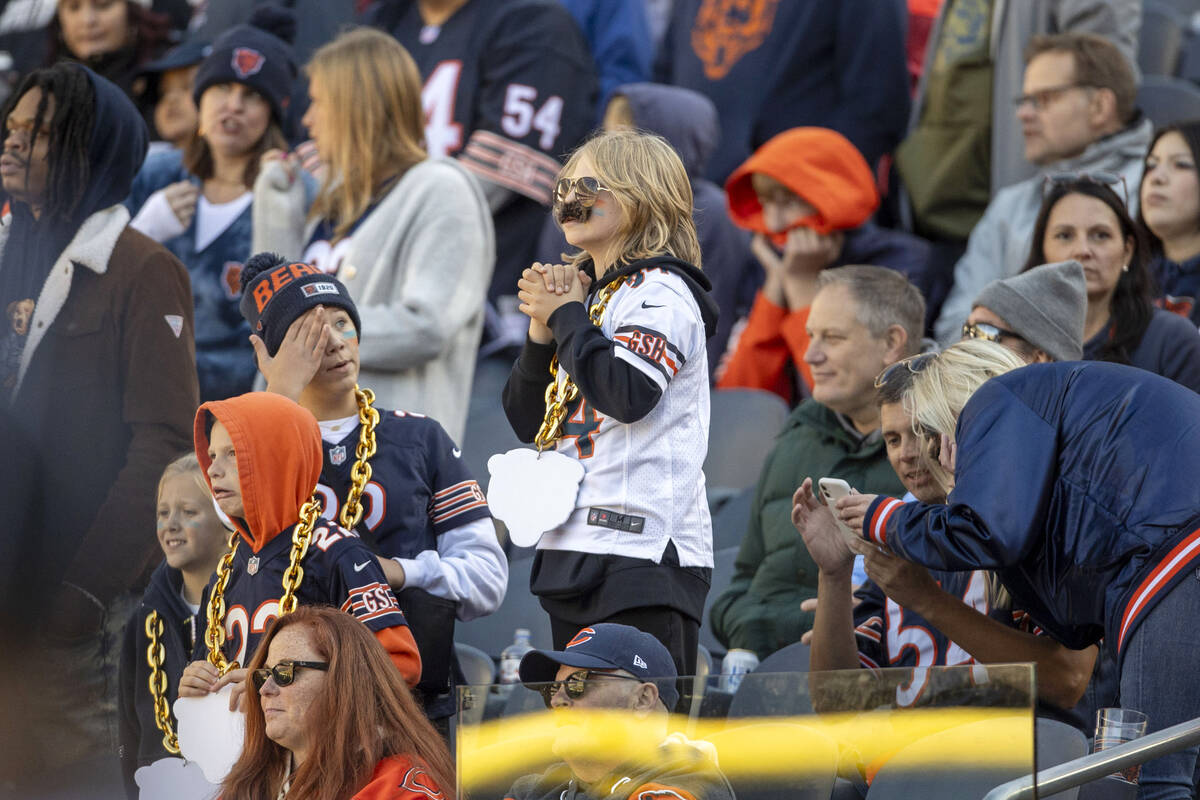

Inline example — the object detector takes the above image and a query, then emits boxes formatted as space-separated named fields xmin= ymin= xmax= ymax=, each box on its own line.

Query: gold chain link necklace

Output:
xmin=144 ymin=610 xmax=181 ymax=754
xmin=338 ymin=387 xmax=380 ymax=529
xmin=532 ymin=276 xmax=628 ymax=451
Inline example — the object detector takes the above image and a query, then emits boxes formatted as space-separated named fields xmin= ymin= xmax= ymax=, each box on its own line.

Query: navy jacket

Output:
xmin=863 ymin=362 xmax=1200 ymax=663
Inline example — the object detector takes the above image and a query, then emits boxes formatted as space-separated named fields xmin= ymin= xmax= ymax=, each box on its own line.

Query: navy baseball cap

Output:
xmin=518 ymin=623 xmax=679 ymax=709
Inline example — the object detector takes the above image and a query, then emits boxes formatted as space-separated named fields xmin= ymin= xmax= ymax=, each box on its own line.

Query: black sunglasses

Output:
xmin=536 ymin=669 xmax=643 ymax=708
xmin=962 ymin=321 xmax=1028 ymax=345
xmin=1042 ymin=170 xmax=1129 ymax=207
xmin=553 ymin=176 xmax=610 ymax=207
xmin=251 ymin=660 xmax=329 ymax=691
xmin=874 ymin=352 xmax=937 ymax=389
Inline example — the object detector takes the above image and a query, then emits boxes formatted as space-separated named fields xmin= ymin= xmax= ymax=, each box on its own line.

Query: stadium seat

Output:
xmin=455 ymin=555 xmax=553 ymax=659
xmin=1136 ymin=75 xmax=1200 ymax=127
xmin=711 ymin=485 xmax=755 ymax=551
xmin=705 ymin=389 xmax=789 ymax=492
xmin=455 ymin=642 xmax=496 ymax=686
xmin=1036 ymin=718 xmax=1088 ymax=800
xmin=727 ymin=643 xmax=814 ymax=719
xmin=1148 ymin=0 xmax=1200 ymax=23
xmin=1140 ymin=3 xmax=1186 ymax=76
xmin=700 ymin=545 xmax=741 ymax=656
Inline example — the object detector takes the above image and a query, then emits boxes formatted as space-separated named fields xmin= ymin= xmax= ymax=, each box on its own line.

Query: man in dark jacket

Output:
xmin=0 ymin=62 xmax=198 ymax=787
xmin=709 ymin=266 xmax=917 ymax=659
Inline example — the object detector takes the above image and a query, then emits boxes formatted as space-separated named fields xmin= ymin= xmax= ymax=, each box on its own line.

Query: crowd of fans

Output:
xmin=1 ymin=0 xmax=1199 ymax=799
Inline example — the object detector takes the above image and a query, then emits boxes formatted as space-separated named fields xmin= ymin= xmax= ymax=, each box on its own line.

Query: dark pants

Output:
xmin=549 ymin=606 xmax=699 ymax=713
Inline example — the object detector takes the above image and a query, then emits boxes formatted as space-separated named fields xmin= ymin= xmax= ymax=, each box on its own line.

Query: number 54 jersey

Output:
xmin=371 ymin=0 xmax=599 ymax=297
xmin=538 ymin=261 xmax=715 ymax=570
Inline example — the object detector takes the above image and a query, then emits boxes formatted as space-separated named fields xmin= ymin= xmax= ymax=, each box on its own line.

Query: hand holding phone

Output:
xmin=818 ymin=477 xmax=857 ymax=544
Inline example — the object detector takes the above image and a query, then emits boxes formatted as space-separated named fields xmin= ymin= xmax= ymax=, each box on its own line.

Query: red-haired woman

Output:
xmin=222 ymin=606 xmax=454 ymax=800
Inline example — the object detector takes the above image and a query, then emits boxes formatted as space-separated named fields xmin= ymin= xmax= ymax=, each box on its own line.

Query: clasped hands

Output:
xmin=518 ymin=262 xmax=593 ymax=343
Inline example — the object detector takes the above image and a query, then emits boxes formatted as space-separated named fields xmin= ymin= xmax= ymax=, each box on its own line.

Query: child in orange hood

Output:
xmin=178 ymin=391 xmax=421 ymax=708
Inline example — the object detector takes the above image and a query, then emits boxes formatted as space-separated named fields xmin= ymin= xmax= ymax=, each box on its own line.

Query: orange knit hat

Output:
xmin=725 ymin=127 xmax=879 ymax=239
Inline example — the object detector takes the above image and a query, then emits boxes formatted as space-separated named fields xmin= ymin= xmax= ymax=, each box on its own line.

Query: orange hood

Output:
xmin=194 ymin=392 xmax=322 ymax=553
xmin=725 ymin=126 xmax=879 ymax=240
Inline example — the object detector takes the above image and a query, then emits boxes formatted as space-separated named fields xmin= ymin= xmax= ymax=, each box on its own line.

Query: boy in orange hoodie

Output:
xmin=716 ymin=127 xmax=932 ymax=404
xmin=178 ymin=392 xmax=421 ymax=707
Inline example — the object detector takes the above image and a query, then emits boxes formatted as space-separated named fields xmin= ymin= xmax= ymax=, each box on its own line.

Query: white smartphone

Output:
xmin=818 ymin=477 xmax=856 ymax=540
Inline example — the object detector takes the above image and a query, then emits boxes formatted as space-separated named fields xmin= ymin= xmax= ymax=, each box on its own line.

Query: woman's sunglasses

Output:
xmin=962 ymin=321 xmax=1028 ymax=345
xmin=1042 ymin=170 xmax=1128 ymax=207
xmin=537 ymin=669 xmax=643 ymax=708
xmin=251 ymin=660 xmax=329 ymax=691
xmin=874 ymin=352 xmax=937 ymax=389
xmin=553 ymin=176 xmax=611 ymax=208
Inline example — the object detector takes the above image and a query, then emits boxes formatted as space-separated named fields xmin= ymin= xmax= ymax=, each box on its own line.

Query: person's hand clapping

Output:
xmin=252 ymin=306 xmax=330 ymax=400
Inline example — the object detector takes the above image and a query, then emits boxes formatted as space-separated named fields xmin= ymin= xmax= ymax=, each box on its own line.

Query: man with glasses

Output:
xmin=933 ymin=33 xmax=1152 ymax=345
xmin=508 ymin=623 xmax=734 ymax=800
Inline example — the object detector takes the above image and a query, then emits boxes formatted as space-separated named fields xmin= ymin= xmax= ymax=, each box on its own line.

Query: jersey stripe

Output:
xmin=460 ymin=130 xmax=559 ymax=203
xmin=431 ymin=480 xmax=489 ymax=525
xmin=1117 ymin=526 xmax=1200 ymax=651
xmin=869 ymin=498 xmax=906 ymax=546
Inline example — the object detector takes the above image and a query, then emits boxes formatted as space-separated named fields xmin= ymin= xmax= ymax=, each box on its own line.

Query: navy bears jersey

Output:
xmin=369 ymin=0 xmax=598 ymax=296
xmin=853 ymin=569 xmax=1037 ymax=707
xmin=314 ymin=409 xmax=491 ymax=558
xmin=193 ymin=521 xmax=408 ymax=667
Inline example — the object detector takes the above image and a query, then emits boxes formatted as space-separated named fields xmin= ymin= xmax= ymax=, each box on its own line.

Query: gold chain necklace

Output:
xmin=532 ymin=277 xmax=628 ymax=451
xmin=144 ymin=610 xmax=181 ymax=754
xmin=202 ymin=498 xmax=322 ymax=673
xmin=338 ymin=386 xmax=380 ymax=530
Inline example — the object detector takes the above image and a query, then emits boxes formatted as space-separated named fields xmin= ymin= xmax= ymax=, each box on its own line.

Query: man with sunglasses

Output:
xmin=507 ymin=623 xmax=734 ymax=800
xmin=933 ymin=33 xmax=1152 ymax=345
xmin=964 ymin=260 xmax=1088 ymax=364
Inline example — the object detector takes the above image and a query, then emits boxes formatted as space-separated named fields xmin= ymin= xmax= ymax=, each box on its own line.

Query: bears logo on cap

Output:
xmin=565 ymin=627 xmax=596 ymax=648
xmin=232 ymin=47 xmax=265 ymax=79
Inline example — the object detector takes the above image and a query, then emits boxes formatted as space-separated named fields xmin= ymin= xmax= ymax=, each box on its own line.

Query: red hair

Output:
xmin=222 ymin=607 xmax=455 ymax=800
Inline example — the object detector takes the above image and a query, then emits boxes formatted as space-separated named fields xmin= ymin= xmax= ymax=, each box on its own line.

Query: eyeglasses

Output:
xmin=874 ymin=352 xmax=937 ymax=389
xmin=1042 ymin=170 xmax=1129 ymax=207
xmin=251 ymin=660 xmax=329 ymax=691
xmin=553 ymin=176 xmax=611 ymax=207
xmin=1012 ymin=83 xmax=1094 ymax=112
xmin=962 ymin=321 xmax=1028 ymax=345
xmin=536 ymin=669 xmax=643 ymax=708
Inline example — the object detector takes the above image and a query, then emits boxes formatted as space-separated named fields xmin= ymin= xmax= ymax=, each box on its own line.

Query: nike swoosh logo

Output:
xmin=353 ymin=561 xmax=370 ymax=572
xmin=452 ymin=448 xmax=462 ymax=458
xmin=641 ymin=301 xmax=663 ymax=309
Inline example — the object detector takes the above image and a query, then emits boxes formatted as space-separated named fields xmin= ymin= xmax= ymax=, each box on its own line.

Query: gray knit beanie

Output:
xmin=972 ymin=260 xmax=1087 ymax=361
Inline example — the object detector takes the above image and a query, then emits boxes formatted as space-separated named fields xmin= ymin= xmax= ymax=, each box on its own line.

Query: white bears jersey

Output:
xmin=536 ymin=266 xmax=714 ymax=568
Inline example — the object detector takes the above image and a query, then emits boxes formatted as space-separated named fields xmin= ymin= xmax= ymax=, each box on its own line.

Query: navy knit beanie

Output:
xmin=239 ymin=252 xmax=362 ymax=357
xmin=193 ymin=4 xmax=297 ymax=125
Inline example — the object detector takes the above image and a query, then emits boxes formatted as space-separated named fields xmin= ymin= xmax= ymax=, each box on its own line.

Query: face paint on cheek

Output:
xmin=341 ymin=328 xmax=357 ymax=340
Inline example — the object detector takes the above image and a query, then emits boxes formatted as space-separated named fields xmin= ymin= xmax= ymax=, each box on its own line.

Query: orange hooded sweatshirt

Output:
xmin=194 ymin=392 xmax=421 ymax=684
xmin=718 ymin=128 xmax=879 ymax=400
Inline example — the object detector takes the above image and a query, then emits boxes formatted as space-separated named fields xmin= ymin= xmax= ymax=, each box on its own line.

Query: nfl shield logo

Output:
xmin=232 ymin=48 xmax=265 ymax=79
xmin=247 ymin=556 xmax=260 ymax=576
xmin=330 ymin=445 xmax=347 ymax=465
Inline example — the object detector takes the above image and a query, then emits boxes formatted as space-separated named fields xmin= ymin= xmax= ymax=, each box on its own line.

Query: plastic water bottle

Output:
xmin=498 ymin=628 xmax=534 ymax=687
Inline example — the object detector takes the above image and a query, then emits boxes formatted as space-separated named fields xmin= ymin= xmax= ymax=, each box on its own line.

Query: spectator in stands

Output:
xmin=0 ymin=62 xmax=197 ymax=778
xmin=1023 ymin=176 xmax=1200 ymax=391
xmin=240 ymin=250 xmax=506 ymax=731
xmin=717 ymin=128 xmax=933 ymax=403
xmin=654 ymin=0 xmax=909 ymax=184
xmin=934 ymin=33 xmax=1152 ymax=344
xmin=837 ymin=339 xmax=1200 ymax=800
xmin=252 ymin=27 xmax=494 ymax=443
xmin=799 ymin=275 xmax=1096 ymax=721
xmin=559 ymin=0 xmax=652 ymax=118
xmin=221 ymin=606 xmax=455 ymax=800
xmin=49 ymin=0 xmax=169 ymax=124
xmin=366 ymin=0 xmax=598 ymax=344
xmin=709 ymin=266 xmax=914 ymax=659
xmin=126 ymin=6 xmax=311 ymax=401
xmin=501 ymin=130 xmax=715 ymax=683
xmin=537 ymin=83 xmax=753 ymax=374
xmin=139 ymin=39 xmax=208 ymax=154
xmin=966 ymin=260 xmax=1088 ymax=364
xmin=118 ymin=454 xmax=229 ymax=795
xmin=509 ymin=623 xmax=734 ymax=800
xmin=898 ymin=1 xmax=1140 ymax=243
xmin=1138 ymin=121 xmax=1200 ymax=327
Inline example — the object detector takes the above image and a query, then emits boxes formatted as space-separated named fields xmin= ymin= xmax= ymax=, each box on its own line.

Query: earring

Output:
xmin=1122 ymin=264 xmax=1130 ymax=273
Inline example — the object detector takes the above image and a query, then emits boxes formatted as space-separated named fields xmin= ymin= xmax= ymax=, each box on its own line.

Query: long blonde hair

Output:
xmin=306 ymin=28 xmax=427 ymax=240
xmin=903 ymin=339 xmax=1026 ymax=494
xmin=559 ymin=130 xmax=702 ymax=272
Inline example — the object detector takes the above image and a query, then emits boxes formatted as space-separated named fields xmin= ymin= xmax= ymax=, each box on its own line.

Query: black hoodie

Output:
xmin=117 ymin=561 xmax=198 ymax=796
xmin=503 ymin=255 xmax=717 ymax=440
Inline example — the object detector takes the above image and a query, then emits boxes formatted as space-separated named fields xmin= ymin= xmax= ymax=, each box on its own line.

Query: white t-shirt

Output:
xmin=195 ymin=191 xmax=252 ymax=252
